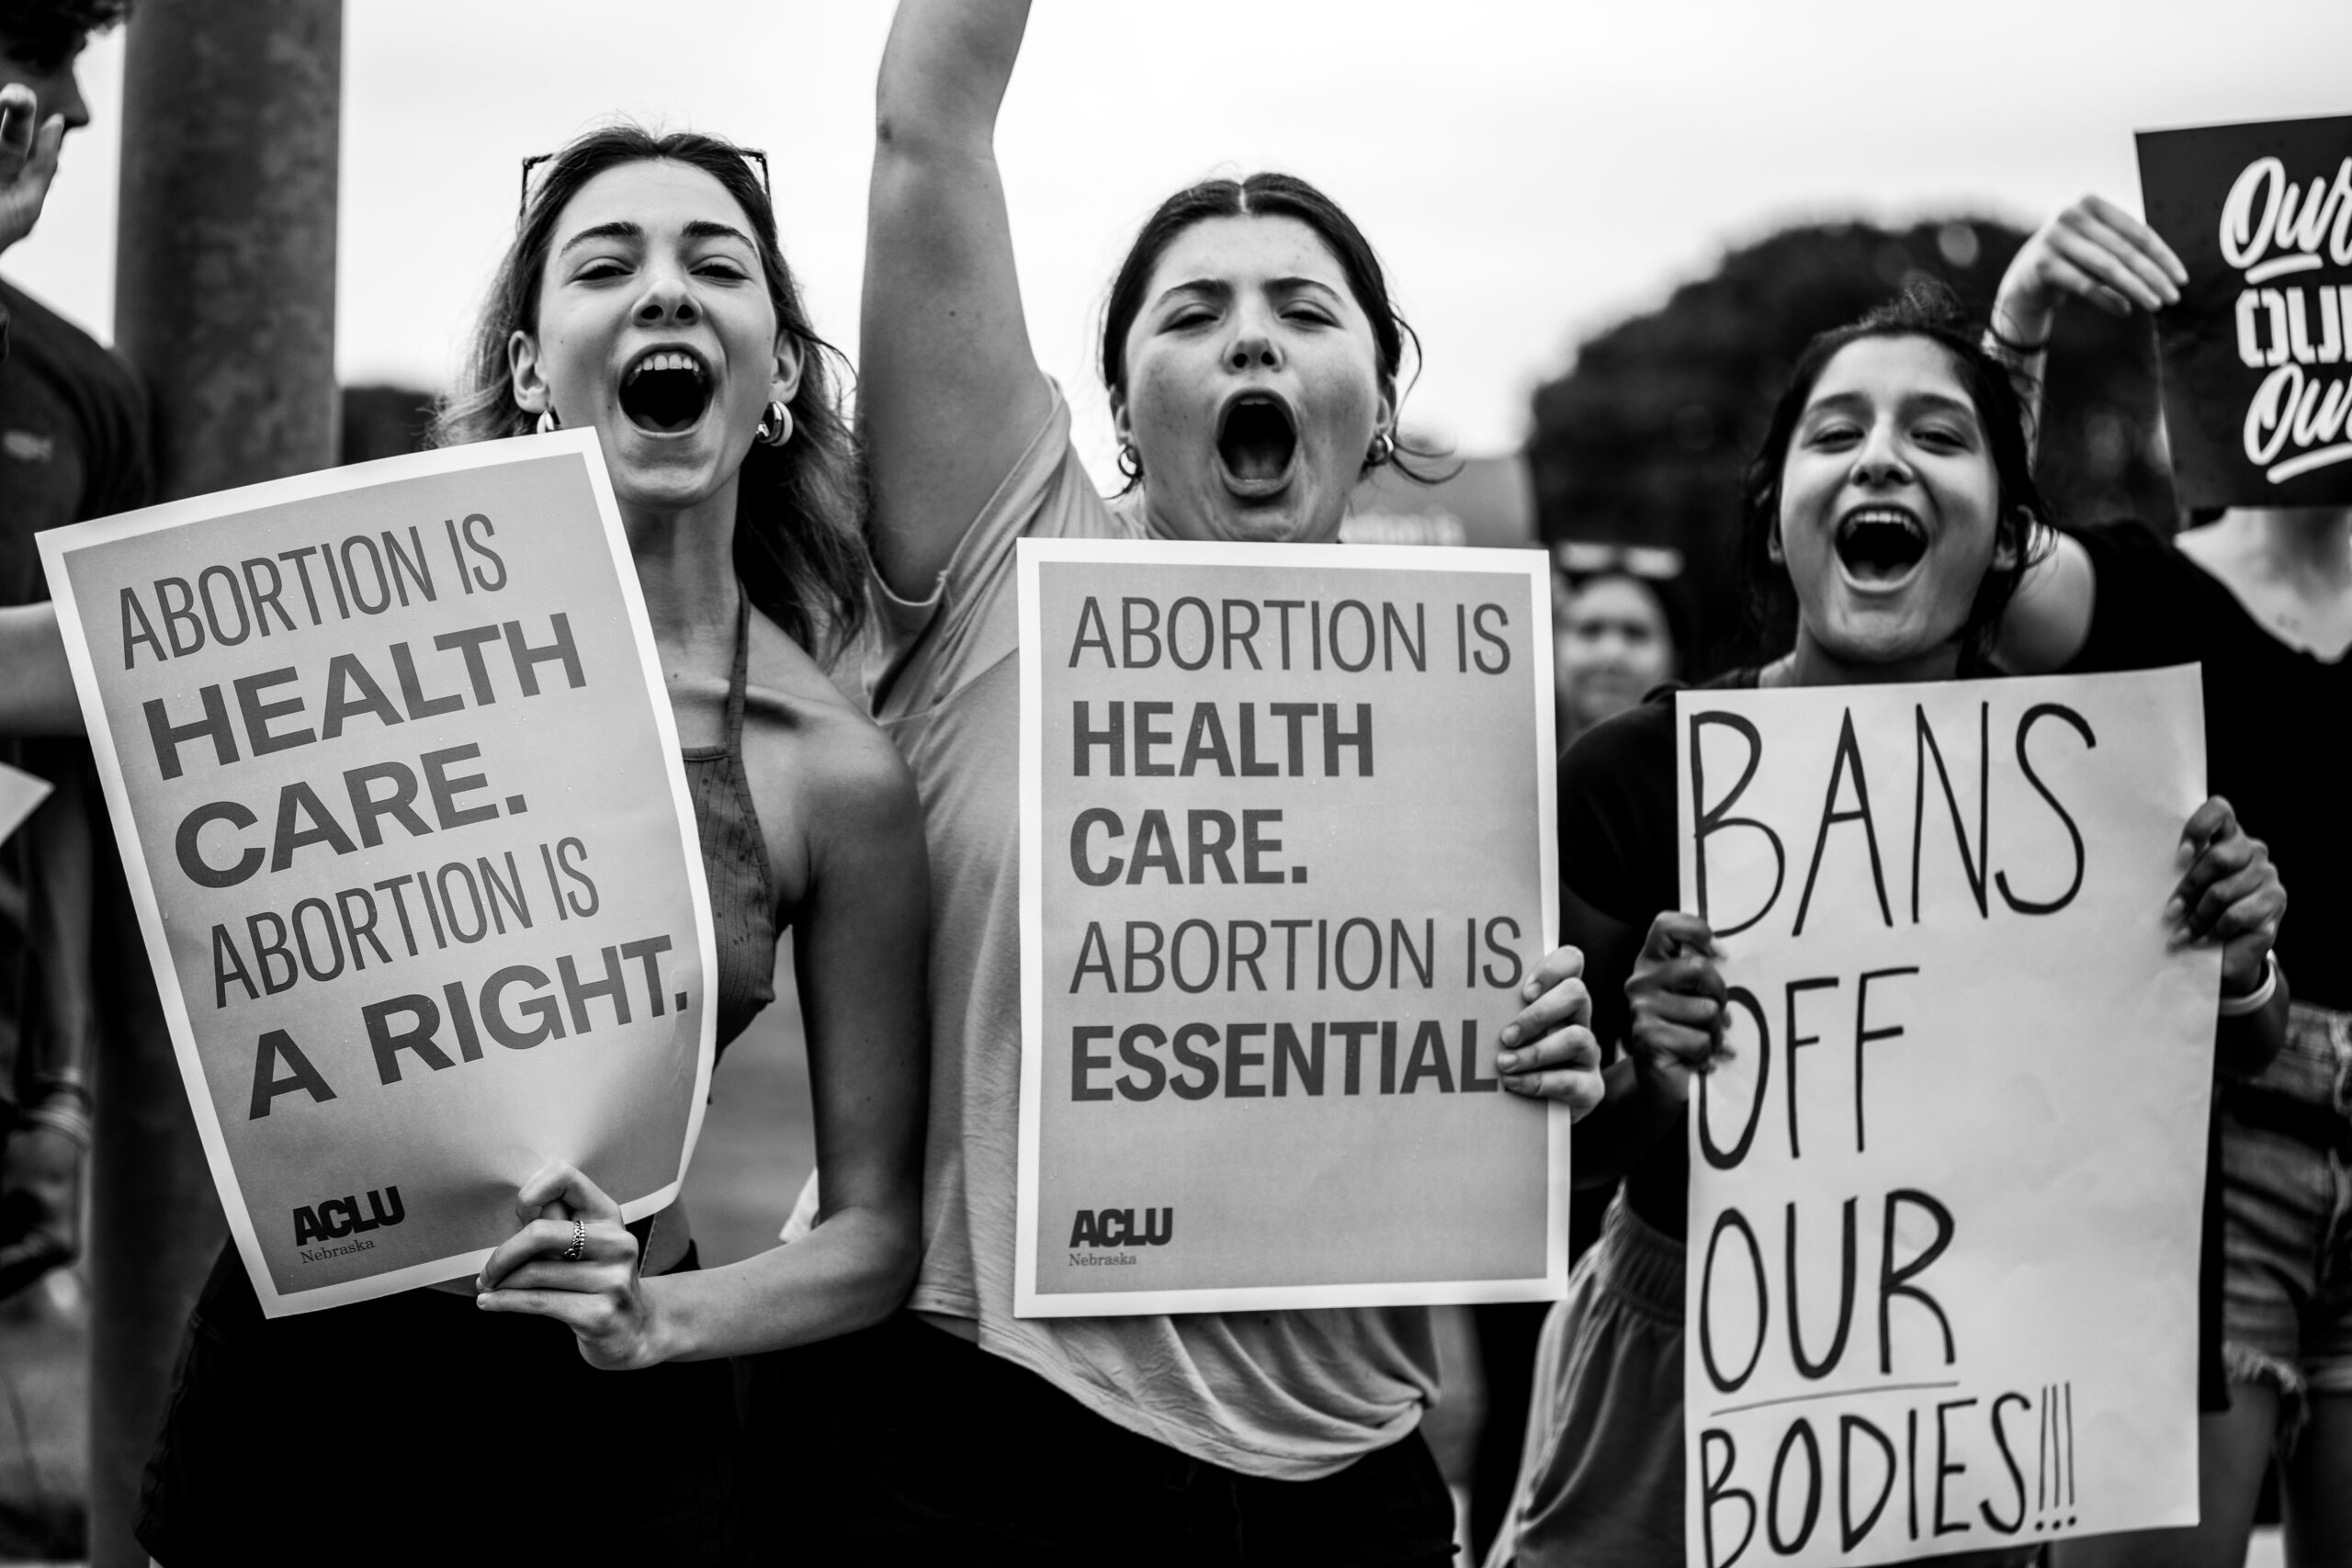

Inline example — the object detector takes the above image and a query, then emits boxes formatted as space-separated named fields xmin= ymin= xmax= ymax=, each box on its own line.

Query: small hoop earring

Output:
xmin=536 ymin=409 xmax=560 ymax=435
xmin=1366 ymin=431 xmax=1395 ymax=467
xmin=756 ymin=400 xmax=794 ymax=448
xmin=1116 ymin=443 xmax=1143 ymax=480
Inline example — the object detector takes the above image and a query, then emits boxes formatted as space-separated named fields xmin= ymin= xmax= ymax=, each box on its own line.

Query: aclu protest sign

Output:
xmin=1678 ymin=668 xmax=2214 ymax=1567
xmin=2138 ymin=113 xmax=2352 ymax=506
xmin=1014 ymin=538 xmax=1566 ymax=1316
xmin=39 ymin=431 xmax=715 ymax=1315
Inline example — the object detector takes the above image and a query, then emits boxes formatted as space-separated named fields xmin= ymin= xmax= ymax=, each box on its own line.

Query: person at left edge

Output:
xmin=0 ymin=0 xmax=149 ymax=1305
xmin=0 ymin=126 xmax=931 ymax=1565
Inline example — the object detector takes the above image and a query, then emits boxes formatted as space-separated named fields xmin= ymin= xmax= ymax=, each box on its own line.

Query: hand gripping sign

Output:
xmin=2138 ymin=112 xmax=2352 ymax=506
xmin=39 ymin=432 xmax=716 ymax=1314
xmin=1015 ymin=537 xmax=1568 ymax=1316
xmin=1678 ymin=668 xmax=2213 ymax=1567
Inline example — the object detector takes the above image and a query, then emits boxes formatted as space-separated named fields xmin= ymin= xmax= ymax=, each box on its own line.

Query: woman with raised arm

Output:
xmin=1 ymin=126 xmax=929 ymax=1566
xmin=833 ymin=3 xmax=1601 ymax=1561
xmin=1986 ymin=197 xmax=2351 ymax=1568
xmin=1485 ymin=284 xmax=2286 ymax=1568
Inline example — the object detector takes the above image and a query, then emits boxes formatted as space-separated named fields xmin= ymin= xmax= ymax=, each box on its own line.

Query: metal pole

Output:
xmin=93 ymin=5 xmax=340 ymax=1562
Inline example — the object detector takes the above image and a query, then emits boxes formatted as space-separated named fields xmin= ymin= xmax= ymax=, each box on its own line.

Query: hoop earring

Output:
xmin=1116 ymin=443 xmax=1142 ymax=480
xmin=756 ymin=400 xmax=794 ymax=448
xmin=1366 ymin=431 xmax=1395 ymax=467
xmin=536 ymin=409 xmax=560 ymax=435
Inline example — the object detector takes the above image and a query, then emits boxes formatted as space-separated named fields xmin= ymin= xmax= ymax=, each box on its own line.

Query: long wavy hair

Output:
xmin=434 ymin=125 xmax=867 ymax=660
xmin=1738 ymin=280 xmax=2052 ymax=670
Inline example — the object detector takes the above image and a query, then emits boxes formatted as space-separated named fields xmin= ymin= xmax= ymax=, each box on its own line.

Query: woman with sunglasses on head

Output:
xmin=1483 ymin=283 xmax=2286 ymax=1568
xmin=0 ymin=126 xmax=929 ymax=1566
xmin=1983 ymin=196 xmax=2350 ymax=1568
xmin=815 ymin=3 xmax=1605 ymax=1562
xmin=1550 ymin=547 xmax=1690 ymax=750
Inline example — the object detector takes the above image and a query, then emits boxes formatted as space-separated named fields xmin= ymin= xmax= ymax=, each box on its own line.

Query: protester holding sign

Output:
xmin=1485 ymin=286 xmax=2287 ymax=1568
xmin=0 ymin=126 xmax=929 ymax=1566
xmin=1987 ymin=186 xmax=2349 ymax=1568
xmin=828 ymin=3 xmax=1602 ymax=1560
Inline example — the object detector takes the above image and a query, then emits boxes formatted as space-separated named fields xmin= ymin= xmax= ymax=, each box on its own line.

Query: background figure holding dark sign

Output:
xmin=2132 ymin=114 xmax=2352 ymax=512
xmin=1486 ymin=284 xmax=2285 ymax=1568
xmin=1989 ymin=189 xmax=2352 ymax=1568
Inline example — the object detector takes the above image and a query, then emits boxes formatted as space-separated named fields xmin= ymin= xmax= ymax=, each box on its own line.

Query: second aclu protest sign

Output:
xmin=1013 ymin=537 xmax=1567 ymax=1315
xmin=2138 ymin=112 xmax=2352 ymax=506
xmin=40 ymin=431 xmax=716 ymax=1315
xmin=1677 ymin=668 xmax=2215 ymax=1567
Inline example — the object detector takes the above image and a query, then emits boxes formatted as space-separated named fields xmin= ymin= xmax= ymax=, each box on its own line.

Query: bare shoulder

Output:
xmin=740 ymin=614 xmax=922 ymax=835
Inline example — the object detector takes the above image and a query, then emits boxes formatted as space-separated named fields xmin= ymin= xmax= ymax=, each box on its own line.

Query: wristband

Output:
xmin=1986 ymin=323 xmax=2052 ymax=355
xmin=2218 ymin=953 xmax=2279 ymax=1018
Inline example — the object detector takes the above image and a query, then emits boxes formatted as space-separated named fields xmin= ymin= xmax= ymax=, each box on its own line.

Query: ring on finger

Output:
xmin=561 ymin=1219 xmax=587 ymax=1263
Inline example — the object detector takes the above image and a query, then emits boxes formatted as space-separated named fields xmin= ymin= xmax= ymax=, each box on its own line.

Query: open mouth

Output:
xmin=618 ymin=349 xmax=713 ymax=434
xmin=1216 ymin=393 xmax=1299 ymax=496
xmin=1833 ymin=506 xmax=1928 ymax=585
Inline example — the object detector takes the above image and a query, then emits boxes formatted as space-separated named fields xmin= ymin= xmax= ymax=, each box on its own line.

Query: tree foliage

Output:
xmin=1529 ymin=218 xmax=2175 ymax=674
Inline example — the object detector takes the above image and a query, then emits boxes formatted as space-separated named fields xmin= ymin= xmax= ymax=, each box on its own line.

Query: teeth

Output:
xmin=626 ymin=351 xmax=706 ymax=385
xmin=1842 ymin=509 xmax=1922 ymax=536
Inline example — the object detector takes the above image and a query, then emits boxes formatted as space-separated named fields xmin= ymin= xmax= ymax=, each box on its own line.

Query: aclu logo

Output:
xmin=292 ymin=1185 xmax=406 ymax=1246
xmin=1068 ymin=1206 xmax=1173 ymax=1248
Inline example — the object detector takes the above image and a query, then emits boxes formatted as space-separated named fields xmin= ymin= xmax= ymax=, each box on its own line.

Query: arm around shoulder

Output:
xmin=1991 ymin=527 xmax=2097 ymax=675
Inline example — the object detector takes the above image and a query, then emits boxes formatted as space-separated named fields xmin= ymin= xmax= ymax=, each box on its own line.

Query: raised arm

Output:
xmin=0 ymin=604 xmax=86 ymax=734
xmin=1985 ymin=196 xmax=2187 ymax=676
xmin=862 ymin=0 xmax=1054 ymax=599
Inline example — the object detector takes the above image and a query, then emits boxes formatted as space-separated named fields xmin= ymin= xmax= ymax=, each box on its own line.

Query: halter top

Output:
xmin=681 ymin=596 xmax=778 ymax=1055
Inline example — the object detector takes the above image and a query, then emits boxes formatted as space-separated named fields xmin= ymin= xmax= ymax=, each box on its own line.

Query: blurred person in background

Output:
xmin=1549 ymin=541 xmax=1686 ymax=750
xmin=0 ymin=0 xmax=147 ymax=1303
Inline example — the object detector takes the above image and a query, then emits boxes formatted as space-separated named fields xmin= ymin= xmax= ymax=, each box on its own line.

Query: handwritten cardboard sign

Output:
xmin=1678 ymin=668 xmax=2212 ymax=1566
xmin=40 ymin=432 xmax=715 ymax=1314
xmin=2138 ymin=112 xmax=2352 ymax=506
xmin=1014 ymin=537 xmax=1566 ymax=1316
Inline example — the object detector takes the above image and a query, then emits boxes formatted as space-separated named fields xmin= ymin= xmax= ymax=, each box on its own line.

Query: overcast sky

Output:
xmin=7 ymin=1 xmax=2350 ymax=481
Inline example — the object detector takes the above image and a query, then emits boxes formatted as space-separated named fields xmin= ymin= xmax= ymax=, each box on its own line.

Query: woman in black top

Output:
xmin=1987 ymin=195 xmax=2352 ymax=1568
xmin=0 ymin=127 xmax=932 ymax=1565
xmin=1486 ymin=283 xmax=2287 ymax=1568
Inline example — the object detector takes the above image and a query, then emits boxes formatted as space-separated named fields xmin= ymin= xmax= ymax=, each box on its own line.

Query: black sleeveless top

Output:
xmin=684 ymin=595 xmax=778 ymax=1056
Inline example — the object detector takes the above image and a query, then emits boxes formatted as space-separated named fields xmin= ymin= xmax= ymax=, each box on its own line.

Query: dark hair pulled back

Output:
xmin=1737 ymin=279 xmax=2051 ymax=669
xmin=435 ymin=124 xmax=867 ymax=660
xmin=1098 ymin=171 xmax=1443 ymax=490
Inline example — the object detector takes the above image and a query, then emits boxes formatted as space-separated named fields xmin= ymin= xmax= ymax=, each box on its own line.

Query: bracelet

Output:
xmin=1985 ymin=322 xmax=2052 ymax=355
xmin=2218 ymin=953 xmax=2279 ymax=1018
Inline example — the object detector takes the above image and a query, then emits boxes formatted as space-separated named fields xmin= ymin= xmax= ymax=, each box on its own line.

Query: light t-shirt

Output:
xmin=860 ymin=386 xmax=1440 ymax=1480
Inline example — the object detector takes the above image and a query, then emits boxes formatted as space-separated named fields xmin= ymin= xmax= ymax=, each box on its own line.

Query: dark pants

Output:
xmin=808 ymin=1312 xmax=1457 ymax=1568
xmin=139 ymin=1245 xmax=741 ymax=1567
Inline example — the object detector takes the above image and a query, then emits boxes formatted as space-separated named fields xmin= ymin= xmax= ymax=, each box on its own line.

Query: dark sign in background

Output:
xmin=2137 ymin=113 xmax=2352 ymax=508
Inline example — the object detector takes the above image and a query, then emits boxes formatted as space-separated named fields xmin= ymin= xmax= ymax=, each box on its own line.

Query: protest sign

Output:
xmin=38 ymin=431 xmax=715 ymax=1315
xmin=1678 ymin=668 xmax=2213 ymax=1567
xmin=2138 ymin=113 xmax=2352 ymax=506
xmin=1014 ymin=537 xmax=1566 ymax=1317
xmin=0 ymin=761 xmax=51 ymax=843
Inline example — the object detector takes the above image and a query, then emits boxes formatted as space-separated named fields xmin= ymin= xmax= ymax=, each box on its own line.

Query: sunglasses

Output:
xmin=518 ymin=146 xmax=773 ymax=226
xmin=1553 ymin=540 xmax=1684 ymax=581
